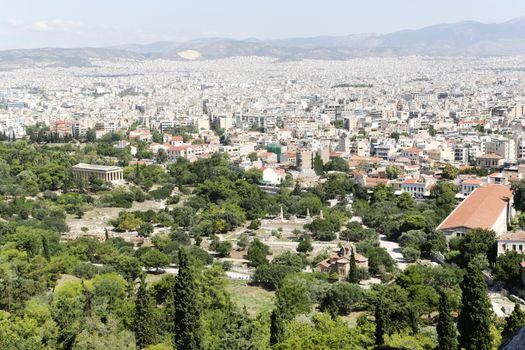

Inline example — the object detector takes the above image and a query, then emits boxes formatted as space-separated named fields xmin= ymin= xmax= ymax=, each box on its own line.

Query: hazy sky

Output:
xmin=1 ymin=0 xmax=525 ymax=49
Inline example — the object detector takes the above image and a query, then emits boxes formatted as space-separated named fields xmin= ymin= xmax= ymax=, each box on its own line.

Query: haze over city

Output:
xmin=2 ymin=0 xmax=525 ymax=49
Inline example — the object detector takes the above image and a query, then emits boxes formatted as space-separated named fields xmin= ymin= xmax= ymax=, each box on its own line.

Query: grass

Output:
xmin=226 ymin=279 xmax=275 ymax=316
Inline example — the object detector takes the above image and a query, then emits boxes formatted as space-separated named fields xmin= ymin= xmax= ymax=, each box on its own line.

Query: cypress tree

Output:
xmin=374 ymin=299 xmax=387 ymax=346
xmin=173 ymin=249 xmax=202 ymax=350
xmin=503 ymin=304 xmax=525 ymax=339
xmin=313 ymin=153 xmax=324 ymax=175
xmin=269 ymin=304 xmax=285 ymax=345
xmin=42 ymin=235 xmax=51 ymax=261
xmin=348 ymin=247 xmax=358 ymax=283
xmin=457 ymin=265 xmax=493 ymax=350
xmin=133 ymin=278 xmax=156 ymax=349
xmin=81 ymin=280 xmax=93 ymax=317
xmin=436 ymin=289 xmax=457 ymax=350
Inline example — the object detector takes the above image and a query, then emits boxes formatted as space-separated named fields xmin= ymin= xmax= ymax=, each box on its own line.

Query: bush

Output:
xmin=149 ymin=184 xmax=175 ymax=200
xmin=166 ymin=195 xmax=180 ymax=205
xmin=401 ymin=246 xmax=420 ymax=262
xmin=248 ymin=219 xmax=261 ymax=230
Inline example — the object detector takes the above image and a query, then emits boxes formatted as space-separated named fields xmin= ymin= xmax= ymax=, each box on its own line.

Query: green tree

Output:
xmin=270 ymin=304 xmax=285 ymax=346
xmin=459 ymin=228 xmax=497 ymax=267
xmin=137 ymin=223 xmax=154 ymax=237
xmin=442 ymin=164 xmax=459 ymax=180
xmin=297 ymin=235 xmax=313 ymax=254
xmin=320 ymin=282 xmax=363 ymax=317
xmin=458 ymin=265 xmax=493 ymax=350
xmin=324 ymin=157 xmax=349 ymax=173
xmin=493 ymin=250 xmax=525 ymax=287
xmin=503 ymin=304 xmax=525 ymax=340
xmin=133 ymin=278 xmax=156 ymax=349
xmin=436 ymin=289 xmax=457 ymax=350
xmin=386 ymin=165 xmax=403 ymax=180
xmin=246 ymin=239 xmax=270 ymax=267
xmin=511 ymin=179 xmax=525 ymax=211
xmin=349 ymin=248 xmax=358 ymax=284
xmin=313 ymin=153 xmax=324 ymax=175
xmin=374 ymin=298 xmax=387 ymax=346
xmin=85 ymin=128 xmax=96 ymax=142
xmin=141 ymin=249 xmax=170 ymax=272
xmin=42 ymin=234 xmax=51 ymax=261
xmin=396 ymin=192 xmax=415 ymax=210
xmin=173 ymin=249 xmax=202 ymax=349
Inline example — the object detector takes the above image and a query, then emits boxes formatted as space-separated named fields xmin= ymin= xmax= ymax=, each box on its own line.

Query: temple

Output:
xmin=72 ymin=163 xmax=124 ymax=183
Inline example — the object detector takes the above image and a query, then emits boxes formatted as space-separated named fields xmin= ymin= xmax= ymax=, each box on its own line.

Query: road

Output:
xmin=379 ymin=234 xmax=408 ymax=271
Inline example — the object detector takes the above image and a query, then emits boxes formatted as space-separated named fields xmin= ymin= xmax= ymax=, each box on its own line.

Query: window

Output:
xmin=503 ymin=244 xmax=507 ymax=250
xmin=513 ymin=244 xmax=517 ymax=251
xmin=520 ymin=245 xmax=523 ymax=251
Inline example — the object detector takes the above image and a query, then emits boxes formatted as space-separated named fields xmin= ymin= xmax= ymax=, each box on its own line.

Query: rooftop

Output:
xmin=437 ymin=184 xmax=512 ymax=231
xmin=72 ymin=163 xmax=122 ymax=172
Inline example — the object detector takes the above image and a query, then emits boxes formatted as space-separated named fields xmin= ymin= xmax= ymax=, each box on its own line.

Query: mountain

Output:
xmin=2 ymin=16 xmax=525 ymax=68
xmin=0 ymin=47 xmax=142 ymax=69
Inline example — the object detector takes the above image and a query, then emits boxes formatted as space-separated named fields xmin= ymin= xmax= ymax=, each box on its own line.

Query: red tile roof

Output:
xmin=437 ymin=184 xmax=512 ymax=231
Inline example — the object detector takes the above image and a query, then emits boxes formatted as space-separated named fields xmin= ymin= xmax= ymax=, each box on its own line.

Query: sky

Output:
xmin=1 ymin=0 xmax=525 ymax=50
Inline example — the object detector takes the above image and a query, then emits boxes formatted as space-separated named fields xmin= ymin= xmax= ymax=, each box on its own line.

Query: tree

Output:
xmin=270 ymin=304 xmax=286 ymax=346
xmin=324 ymin=157 xmax=349 ymax=173
xmin=386 ymin=165 xmax=403 ymax=180
xmin=396 ymin=192 xmax=415 ymax=210
xmin=292 ymin=181 xmax=302 ymax=195
xmin=374 ymin=299 xmax=387 ymax=346
xmin=42 ymin=234 xmax=51 ymax=261
xmin=503 ymin=304 xmax=525 ymax=340
xmin=133 ymin=278 xmax=156 ymax=349
xmin=436 ymin=289 xmax=457 ymax=350
xmin=441 ymin=164 xmax=459 ymax=180
xmin=243 ymin=168 xmax=262 ymax=184
xmin=246 ymin=239 xmax=270 ymax=267
xmin=313 ymin=153 xmax=324 ymax=175
xmin=511 ymin=179 xmax=525 ymax=211
xmin=85 ymin=128 xmax=96 ymax=142
xmin=137 ymin=223 xmax=154 ymax=237
xmin=141 ymin=249 xmax=170 ymax=272
xmin=349 ymin=248 xmax=358 ymax=284
xmin=458 ymin=265 xmax=493 ymax=350
xmin=390 ymin=132 xmax=400 ymax=142
xmin=297 ymin=235 xmax=313 ymax=254
xmin=247 ymin=219 xmax=261 ymax=230
xmin=320 ymin=282 xmax=363 ymax=317
xmin=173 ymin=249 xmax=202 ymax=350
xmin=493 ymin=251 xmax=525 ymax=287
xmin=459 ymin=228 xmax=497 ymax=267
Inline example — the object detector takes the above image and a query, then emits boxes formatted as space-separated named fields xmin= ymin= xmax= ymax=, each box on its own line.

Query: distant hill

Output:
xmin=2 ymin=17 xmax=525 ymax=68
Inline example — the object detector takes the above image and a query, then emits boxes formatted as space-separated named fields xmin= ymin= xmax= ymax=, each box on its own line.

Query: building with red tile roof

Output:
xmin=437 ymin=184 xmax=514 ymax=238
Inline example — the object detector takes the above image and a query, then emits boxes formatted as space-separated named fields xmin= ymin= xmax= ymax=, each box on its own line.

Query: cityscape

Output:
xmin=2 ymin=1 xmax=525 ymax=349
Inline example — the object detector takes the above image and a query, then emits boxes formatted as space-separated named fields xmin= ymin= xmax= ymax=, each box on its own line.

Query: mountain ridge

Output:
xmin=2 ymin=16 xmax=525 ymax=68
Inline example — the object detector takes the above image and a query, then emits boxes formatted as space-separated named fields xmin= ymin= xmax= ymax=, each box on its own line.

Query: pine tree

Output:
xmin=173 ymin=249 xmax=202 ymax=350
xmin=348 ymin=247 xmax=358 ymax=283
xmin=42 ymin=235 xmax=51 ymax=261
xmin=374 ymin=299 xmax=387 ymax=346
xmin=133 ymin=278 xmax=156 ymax=349
xmin=436 ymin=289 xmax=457 ymax=350
xmin=458 ymin=265 xmax=493 ymax=350
xmin=503 ymin=304 xmax=525 ymax=339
